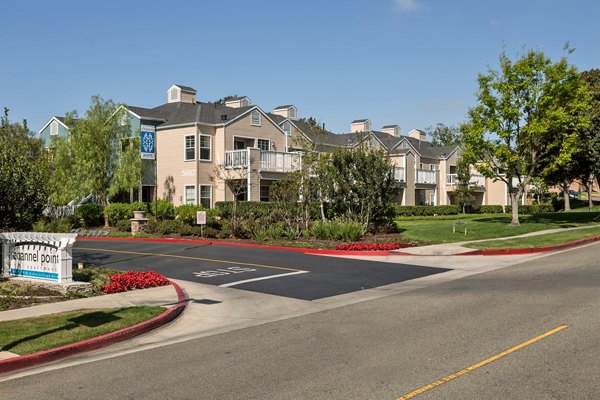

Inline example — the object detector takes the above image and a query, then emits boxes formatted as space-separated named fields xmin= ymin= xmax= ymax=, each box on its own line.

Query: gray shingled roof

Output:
xmin=403 ymin=136 xmax=457 ymax=159
xmin=351 ymin=118 xmax=369 ymax=123
xmin=273 ymin=104 xmax=295 ymax=110
xmin=381 ymin=124 xmax=399 ymax=128
xmin=126 ymin=102 xmax=254 ymax=128
xmin=174 ymin=85 xmax=197 ymax=94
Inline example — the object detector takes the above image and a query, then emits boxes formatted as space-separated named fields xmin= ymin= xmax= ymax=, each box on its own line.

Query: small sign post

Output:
xmin=196 ymin=211 xmax=206 ymax=237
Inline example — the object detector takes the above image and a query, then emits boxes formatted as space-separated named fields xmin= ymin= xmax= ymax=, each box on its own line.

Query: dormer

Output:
xmin=167 ymin=84 xmax=197 ymax=104
xmin=225 ymin=96 xmax=252 ymax=108
xmin=381 ymin=124 xmax=400 ymax=137
xmin=272 ymin=105 xmax=298 ymax=120
xmin=408 ymin=128 xmax=427 ymax=141
xmin=351 ymin=119 xmax=371 ymax=133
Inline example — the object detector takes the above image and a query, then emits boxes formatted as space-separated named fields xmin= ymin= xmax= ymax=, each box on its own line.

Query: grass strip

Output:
xmin=396 ymin=211 xmax=600 ymax=244
xmin=466 ymin=226 xmax=600 ymax=249
xmin=0 ymin=306 xmax=165 ymax=355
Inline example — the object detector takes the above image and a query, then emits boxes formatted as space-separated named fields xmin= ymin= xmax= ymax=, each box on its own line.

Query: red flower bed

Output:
xmin=334 ymin=242 xmax=416 ymax=251
xmin=103 ymin=271 xmax=171 ymax=294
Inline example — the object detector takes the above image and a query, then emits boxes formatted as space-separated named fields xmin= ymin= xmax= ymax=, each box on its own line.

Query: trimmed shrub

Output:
xmin=104 ymin=202 xmax=148 ymax=226
xmin=215 ymin=201 xmax=324 ymax=220
xmin=394 ymin=205 xmax=461 ymax=217
xmin=178 ymin=224 xmax=203 ymax=237
xmin=32 ymin=218 xmax=73 ymax=233
xmin=203 ymin=227 xmax=219 ymax=238
xmin=155 ymin=219 xmax=184 ymax=235
xmin=115 ymin=219 xmax=131 ymax=232
xmin=75 ymin=204 xmax=103 ymax=227
xmin=174 ymin=204 xmax=220 ymax=225
xmin=149 ymin=199 xmax=175 ymax=219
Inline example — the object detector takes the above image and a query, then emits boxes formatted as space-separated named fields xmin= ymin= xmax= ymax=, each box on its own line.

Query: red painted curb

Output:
xmin=459 ymin=234 xmax=600 ymax=256
xmin=77 ymin=236 xmax=399 ymax=256
xmin=0 ymin=281 xmax=187 ymax=374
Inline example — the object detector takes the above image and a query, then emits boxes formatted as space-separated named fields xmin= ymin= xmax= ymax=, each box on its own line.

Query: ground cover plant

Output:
xmin=0 ymin=306 xmax=165 ymax=355
xmin=0 ymin=280 xmax=66 ymax=311
xmin=103 ymin=271 xmax=171 ymax=294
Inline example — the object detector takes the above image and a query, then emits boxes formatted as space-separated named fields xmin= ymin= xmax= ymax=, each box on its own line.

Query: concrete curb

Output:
xmin=0 ymin=281 xmax=187 ymax=374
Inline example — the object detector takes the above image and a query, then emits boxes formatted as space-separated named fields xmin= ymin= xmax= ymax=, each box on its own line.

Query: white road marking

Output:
xmin=219 ymin=270 xmax=309 ymax=288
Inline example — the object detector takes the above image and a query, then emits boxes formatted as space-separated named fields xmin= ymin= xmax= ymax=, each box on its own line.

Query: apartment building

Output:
xmin=40 ymin=84 xmax=524 ymax=208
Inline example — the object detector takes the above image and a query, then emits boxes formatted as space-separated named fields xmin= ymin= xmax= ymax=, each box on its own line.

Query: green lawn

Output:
xmin=0 ymin=306 xmax=165 ymax=355
xmin=466 ymin=226 xmax=600 ymax=249
xmin=396 ymin=210 xmax=600 ymax=244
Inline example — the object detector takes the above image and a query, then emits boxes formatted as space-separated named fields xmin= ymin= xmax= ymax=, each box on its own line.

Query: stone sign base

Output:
xmin=9 ymin=277 xmax=93 ymax=295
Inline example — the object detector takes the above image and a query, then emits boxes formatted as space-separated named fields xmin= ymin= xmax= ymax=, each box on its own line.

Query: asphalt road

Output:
xmin=3 ymin=242 xmax=600 ymax=399
xmin=73 ymin=240 xmax=448 ymax=300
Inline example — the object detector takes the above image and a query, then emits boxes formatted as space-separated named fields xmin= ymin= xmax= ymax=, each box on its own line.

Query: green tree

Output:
xmin=453 ymin=156 xmax=475 ymax=213
xmin=213 ymin=95 xmax=239 ymax=106
xmin=318 ymin=147 xmax=398 ymax=228
xmin=426 ymin=123 xmax=461 ymax=146
xmin=578 ymin=69 xmax=600 ymax=209
xmin=462 ymin=48 xmax=589 ymax=225
xmin=56 ymin=96 xmax=139 ymax=226
xmin=0 ymin=108 xmax=51 ymax=229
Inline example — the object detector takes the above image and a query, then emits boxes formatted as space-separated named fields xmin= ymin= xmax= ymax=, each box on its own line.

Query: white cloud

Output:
xmin=392 ymin=0 xmax=426 ymax=14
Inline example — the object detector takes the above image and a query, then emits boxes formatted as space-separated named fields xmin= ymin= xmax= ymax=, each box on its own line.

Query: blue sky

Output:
xmin=2 ymin=0 xmax=599 ymax=136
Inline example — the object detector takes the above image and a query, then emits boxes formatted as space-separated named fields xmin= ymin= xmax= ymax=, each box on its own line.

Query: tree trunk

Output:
xmin=102 ymin=197 xmax=109 ymax=227
xmin=232 ymin=199 xmax=238 ymax=238
xmin=563 ymin=181 xmax=571 ymax=211
xmin=510 ymin=192 xmax=520 ymax=226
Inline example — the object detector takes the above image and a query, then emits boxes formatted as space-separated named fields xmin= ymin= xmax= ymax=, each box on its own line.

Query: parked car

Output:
xmin=568 ymin=190 xmax=579 ymax=199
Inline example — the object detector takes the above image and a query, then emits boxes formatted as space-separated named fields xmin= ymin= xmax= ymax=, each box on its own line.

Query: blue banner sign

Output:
xmin=141 ymin=125 xmax=156 ymax=160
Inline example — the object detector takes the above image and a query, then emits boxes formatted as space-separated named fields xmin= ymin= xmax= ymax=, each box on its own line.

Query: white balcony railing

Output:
xmin=260 ymin=151 xmax=302 ymax=172
xmin=446 ymin=173 xmax=486 ymax=187
xmin=225 ymin=149 xmax=302 ymax=172
xmin=415 ymin=169 xmax=437 ymax=184
xmin=394 ymin=167 xmax=406 ymax=182
xmin=225 ymin=149 xmax=249 ymax=168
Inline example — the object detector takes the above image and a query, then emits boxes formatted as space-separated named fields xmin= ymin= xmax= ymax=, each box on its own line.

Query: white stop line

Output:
xmin=219 ymin=270 xmax=309 ymax=288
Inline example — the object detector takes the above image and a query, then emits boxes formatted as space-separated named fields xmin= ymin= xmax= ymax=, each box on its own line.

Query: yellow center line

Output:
xmin=77 ymin=247 xmax=305 ymax=273
xmin=397 ymin=324 xmax=569 ymax=400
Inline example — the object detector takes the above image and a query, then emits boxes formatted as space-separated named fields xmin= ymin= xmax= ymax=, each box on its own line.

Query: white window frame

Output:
xmin=289 ymin=107 xmax=297 ymax=119
xmin=199 ymin=134 xmax=212 ymax=161
xmin=50 ymin=120 xmax=58 ymax=135
xmin=184 ymin=134 xmax=196 ymax=161
xmin=200 ymin=185 xmax=212 ymax=208
xmin=256 ymin=138 xmax=270 ymax=151
xmin=251 ymin=110 xmax=261 ymax=126
xmin=184 ymin=184 xmax=196 ymax=205
xmin=282 ymin=121 xmax=291 ymax=135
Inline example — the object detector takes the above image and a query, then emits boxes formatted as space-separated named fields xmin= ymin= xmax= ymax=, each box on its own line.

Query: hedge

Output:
xmin=394 ymin=205 xmax=461 ymax=217
xmin=215 ymin=201 xmax=325 ymax=220
xmin=104 ymin=202 xmax=148 ymax=226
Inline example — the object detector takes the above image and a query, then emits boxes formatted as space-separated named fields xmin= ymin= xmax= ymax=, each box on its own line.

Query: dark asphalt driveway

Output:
xmin=74 ymin=239 xmax=449 ymax=300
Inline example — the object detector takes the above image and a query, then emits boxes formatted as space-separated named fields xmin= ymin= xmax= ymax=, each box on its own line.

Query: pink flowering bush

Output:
xmin=334 ymin=242 xmax=416 ymax=251
xmin=103 ymin=271 xmax=171 ymax=294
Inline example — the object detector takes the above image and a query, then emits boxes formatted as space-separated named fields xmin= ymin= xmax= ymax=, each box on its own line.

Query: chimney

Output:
xmin=272 ymin=105 xmax=298 ymax=120
xmin=381 ymin=124 xmax=400 ymax=137
xmin=168 ymin=84 xmax=197 ymax=104
xmin=408 ymin=129 xmax=427 ymax=141
xmin=351 ymin=119 xmax=371 ymax=133
xmin=225 ymin=96 xmax=252 ymax=108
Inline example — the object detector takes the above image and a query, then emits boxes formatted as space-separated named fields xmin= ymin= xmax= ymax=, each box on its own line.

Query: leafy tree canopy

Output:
xmin=0 ymin=108 xmax=51 ymax=229
xmin=426 ymin=123 xmax=461 ymax=146
xmin=461 ymin=47 xmax=590 ymax=225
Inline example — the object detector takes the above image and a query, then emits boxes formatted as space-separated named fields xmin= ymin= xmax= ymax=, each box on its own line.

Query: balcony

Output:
xmin=446 ymin=173 xmax=486 ymax=187
xmin=224 ymin=149 xmax=249 ymax=168
xmin=415 ymin=169 xmax=437 ymax=184
xmin=260 ymin=151 xmax=302 ymax=172
xmin=224 ymin=149 xmax=302 ymax=173
xmin=394 ymin=167 xmax=405 ymax=182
